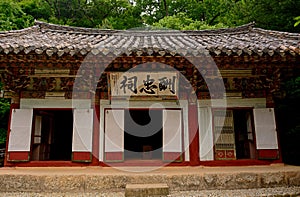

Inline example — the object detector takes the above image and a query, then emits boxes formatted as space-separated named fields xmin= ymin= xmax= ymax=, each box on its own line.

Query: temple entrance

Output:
xmin=124 ymin=109 xmax=163 ymax=160
xmin=233 ymin=110 xmax=256 ymax=159
xmin=213 ymin=109 xmax=256 ymax=160
xmin=32 ymin=110 xmax=73 ymax=161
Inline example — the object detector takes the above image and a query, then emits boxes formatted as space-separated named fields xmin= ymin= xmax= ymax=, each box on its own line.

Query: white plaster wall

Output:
xmin=20 ymin=99 xmax=91 ymax=109
xmin=198 ymin=98 xmax=266 ymax=108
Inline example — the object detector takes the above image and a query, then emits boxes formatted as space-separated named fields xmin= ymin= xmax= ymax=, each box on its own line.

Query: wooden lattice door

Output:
xmin=213 ymin=110 xmax=236 ymax=160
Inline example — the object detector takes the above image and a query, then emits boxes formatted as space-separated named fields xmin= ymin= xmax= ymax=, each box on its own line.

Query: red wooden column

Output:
xmin=91 ymin=103 xmax=100 ymax=165
xmin=188 ymin=102 xmax=200 ymax=166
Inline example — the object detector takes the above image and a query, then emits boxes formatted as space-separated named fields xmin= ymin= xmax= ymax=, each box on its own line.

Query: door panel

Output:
xmin=104 ymin=109 xmax=124 ymax=162
xmin=163 ymin=110 xmax=182 ymax=161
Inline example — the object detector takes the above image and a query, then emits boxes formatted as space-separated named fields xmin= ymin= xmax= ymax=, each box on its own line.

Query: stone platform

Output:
xmin=0 ymin=164 xmax=299 ymax=195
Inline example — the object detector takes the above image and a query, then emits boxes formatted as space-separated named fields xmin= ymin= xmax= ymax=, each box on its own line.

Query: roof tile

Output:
xmin=0 ymin=21 xmax=299 ymax=57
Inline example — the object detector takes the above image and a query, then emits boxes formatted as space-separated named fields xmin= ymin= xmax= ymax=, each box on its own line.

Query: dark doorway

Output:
xmin=233 ymin=110 xmax=255 ymax=159
xmin=124 ymin=109 xmax=162 ymax=160
xmin=32 ymin=110 xmax=73 ymax=161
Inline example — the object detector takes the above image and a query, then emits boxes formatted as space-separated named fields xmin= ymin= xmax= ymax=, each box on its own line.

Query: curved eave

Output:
xmin=0 ymin=21 xmax=299 ymax=58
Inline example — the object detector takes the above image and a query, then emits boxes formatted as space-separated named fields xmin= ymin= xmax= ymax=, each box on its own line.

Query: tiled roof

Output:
xmin=0 ymin=21 xmax=299 ymax=57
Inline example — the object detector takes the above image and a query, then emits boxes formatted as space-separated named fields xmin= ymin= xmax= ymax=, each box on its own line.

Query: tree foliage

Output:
xmin=276 ymin=76 xmax=300 ymax=165
xmin=152 ymin=12 xmax=227 ymax=30
xmin=283 ymin=77 xmax=300 ymax=99
xmin=1 ymin=0 xmax=299 ymax=31
xmin=231 ymin=0 xmax=300 ymax=32
xmin=294 ymin=16 xmax=300 ymax=27
xmin=35 ymin=0 xmax=143 ymax=29
xmin=0 ymin=0 xmax=33 ymax=31
xmin=0 ymin=98 xmax=10 ymax=146
xmin=0 ymin=83 xmax=10 ymax=146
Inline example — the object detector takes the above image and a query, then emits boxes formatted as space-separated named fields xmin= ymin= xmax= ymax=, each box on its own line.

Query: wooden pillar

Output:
xmin=188 ymin=103 xmax=200 ymax=166
xmin=91 ymin=101 xmax=100 ymax=165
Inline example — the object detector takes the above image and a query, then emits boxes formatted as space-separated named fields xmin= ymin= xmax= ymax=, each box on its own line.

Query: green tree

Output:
xmin=19 ymin=0 xmax=52 ymax=22
xmin=2 ymin=0 xmax=299 ymax=31
xmin=0 ymin=83 xmax=10 ymax=147
xmin=133 ymin=0 xmax=165 ymax=25
xmin=0 ymin=0 xmax=33 ymax=31
xmin=0 ymin=98 xmax=10 ymax=147
xmin=251 ymin=0 xmax=300 ymax=32
xmin=38 ymin=0 xmax=143 ymax=29
xmin=276 ymin=76 xmax=300 ymax=165
xmin=152 ymin=12 xmax=227 ymax=30
xmin=223 ymin=0 xmax=300 ymax=32
xmin=283 ymin=77 xmax=300 ymax=99
xmin=294 ymin=16 xmax=300 ymax=27
xmin=90 ymin=0 xmax=143 ymax=29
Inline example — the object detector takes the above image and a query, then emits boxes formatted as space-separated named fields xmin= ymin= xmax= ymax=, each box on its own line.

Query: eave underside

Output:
xmin=0 ymin=53 xmax=299 ymax=102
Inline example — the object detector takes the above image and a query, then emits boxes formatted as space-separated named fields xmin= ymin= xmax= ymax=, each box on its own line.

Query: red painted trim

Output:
xmin=163 ymin=152 xmax=182 ymax=161
xmin=7 ymin=151 xmax=29 ymax=162
xmin=200 ymin=159 xmax=282 ymax=166
xmin=188 ymin=103 xmax=200 ymax=165
xmin=4 ymin=103 xmax=20 ymax=166
xmin=72 ymin=152 xmax=92 ymax=162
xmin=6 ymin=158 xmax=282 ymax=167
xmin=32 ymin=108 xmax=73 ymax=111
xmin=101 ymin=160 xmax=191 ymax=167
xmin=258 ymin=149 xmax=279 ymax=160
xmin=214 ymin=149 xmax=237 ymax=160
xmin=4 ymin=161 xmax=94 ymax=167
xmin=101 ymin=158 xmax=282 ymax=167
xmin=105 ymin=152 xmax=123 ymax=162
xmin=104 ymin=107 xmax=180 ymax=111
xmin=92 ymin=104 xmax=100 ymax=165
xmin=273 ymin=109 xmax=283 ymax=162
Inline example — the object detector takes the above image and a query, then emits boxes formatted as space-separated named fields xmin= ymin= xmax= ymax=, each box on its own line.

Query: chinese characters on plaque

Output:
xmin=110 ymin=72 xmax=178 ymax=97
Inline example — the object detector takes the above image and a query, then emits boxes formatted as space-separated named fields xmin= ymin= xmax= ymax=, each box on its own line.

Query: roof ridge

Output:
xmin=253 ymin=27 xmax=300 ymax=40
xmin=34 ymin=20 xmax=256 ymax=35
xmin=183 ymin=22 xmax=255 ymax=35
xmin=0 ymin=25 xmax=39 ymax=38
xmin=34 ymin=20 xmax=120 ymax=34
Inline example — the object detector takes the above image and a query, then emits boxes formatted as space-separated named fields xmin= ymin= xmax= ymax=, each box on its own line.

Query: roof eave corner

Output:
xmin=34 ymin=20 xmax=51 ymax=29
xmin=34 ymin=20 xmax=45 ymax=26
xmin=247 ymin=21 xmax=256 ymax=30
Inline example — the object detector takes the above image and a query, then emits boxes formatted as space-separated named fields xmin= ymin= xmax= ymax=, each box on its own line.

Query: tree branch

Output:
xmin=162 ymin=0 xmax=168 ymax=16
xmin=209 ymin=12 xmax=221 ymax=25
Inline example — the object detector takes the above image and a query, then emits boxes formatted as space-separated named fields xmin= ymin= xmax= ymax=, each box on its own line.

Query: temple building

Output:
xmin=0 ymin=21 xmax=299 ymax=167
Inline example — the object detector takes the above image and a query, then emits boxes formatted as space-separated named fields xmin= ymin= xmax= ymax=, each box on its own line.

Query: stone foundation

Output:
xmin=0 ymin=167 xmax=299 ymax=193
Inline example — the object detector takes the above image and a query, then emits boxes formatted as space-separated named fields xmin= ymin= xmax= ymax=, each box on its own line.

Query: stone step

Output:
xmin=0 ymin=187 xmax=300 ymax=197
xmin=125 ymin=183 xmax=169 ymax=197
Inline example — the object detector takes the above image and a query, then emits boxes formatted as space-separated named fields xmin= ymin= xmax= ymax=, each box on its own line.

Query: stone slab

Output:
xmin=125 ymin=183 xmax=169 ymax=197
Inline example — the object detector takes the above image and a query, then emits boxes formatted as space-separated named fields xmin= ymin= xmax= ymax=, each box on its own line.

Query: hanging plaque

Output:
xmin=110 ymin=72 xmax=178 ymax=97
